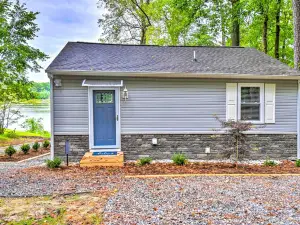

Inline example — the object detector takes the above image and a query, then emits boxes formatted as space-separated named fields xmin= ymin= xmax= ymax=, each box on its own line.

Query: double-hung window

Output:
xmin=226 ymin=83 xmax=275 ymax=124
xmin=238 ymin=83 xmax=264 ymax=123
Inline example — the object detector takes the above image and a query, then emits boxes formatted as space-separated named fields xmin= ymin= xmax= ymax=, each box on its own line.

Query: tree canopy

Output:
xmin=0 ymin=0 xmax=48 ymax=134
xmin=0 ymin=0 xmax=48 ymax=89
xmin=98 ymin=0 xmax=295 ymax=67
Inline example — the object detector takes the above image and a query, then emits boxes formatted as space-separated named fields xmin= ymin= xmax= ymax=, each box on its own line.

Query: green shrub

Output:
xmin=172 ymin=153 xmax=188 ymax=165
xmin=22 ymin=117 xmax=44 ymax=133
xmin=32 ymin=142 xmax=40 ymax=151
xmin=296 ymin=159 xmax=300 ymax=167
xmin=46 ymin=157 xmax=62 ymax=168
xmin=263 ymin=159 xmax=277 ymax=166
xmin=6 ymin=130 xmax=18 ymax=138
xmin=43 ymin=140 xmax=50 ymax=148
xmin=21 ymin=144 xmax=31 ymax=154
xmin=137 ymin=157 xmax=152 ymax=166
xmin=5 ymin=145 xmax=16 ymax=158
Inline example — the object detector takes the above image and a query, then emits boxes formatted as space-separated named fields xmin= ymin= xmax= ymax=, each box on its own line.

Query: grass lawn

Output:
xmin=20 ymin=98 xmax=50 ymax=105
xmin=0 ymin=129 xmax=50 ymax=147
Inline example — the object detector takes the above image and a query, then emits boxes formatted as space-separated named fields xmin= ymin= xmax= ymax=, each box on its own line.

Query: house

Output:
xmin=46 ymin=42 xmax=300 ymax=163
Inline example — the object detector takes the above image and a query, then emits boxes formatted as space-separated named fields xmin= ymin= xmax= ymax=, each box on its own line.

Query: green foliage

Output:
xmin=98 ymin=0 xmax=152 ymax=44
xmin=21 ymin=144 xmax=30 ymax=154
xmin=137 ymin=157 xmax=153 ymax=166
xmin=263 ymin=159 xmax=277 ymax=166
xmin=98 ymin=0 xmax=295 ymax=66
xmin=6 ymin=130 xmax=18 ymax=138
xmin=22 ymin=117 xmax=44 ymax=133
xmin=32 ymin=141 xmax=40 ymax=151
xmin=0 ymin=0 xmax=48 ymax=134
xmin=43 ymin=140 xmax=50 ymax=148
xmin=31 ymin=82 xmax=50 ymax=99
xmin=0 ymin=0 xmax=48 ymax=83
xmin=296 ymin=159 xmax=300 ymax=167
xmin=46 ymin=157 xmax=62 ymax=168
xmin=172 ymin=153 xmax=188 ymax=165
xmin=5 ymin=145 xmax=16 ymax=157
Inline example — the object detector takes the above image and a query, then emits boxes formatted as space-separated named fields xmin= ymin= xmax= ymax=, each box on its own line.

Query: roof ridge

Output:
xmin=74 ymin=41 xmax=244 ymax=48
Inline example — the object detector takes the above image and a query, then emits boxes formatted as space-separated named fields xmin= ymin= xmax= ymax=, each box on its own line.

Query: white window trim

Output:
xmin=238 ymin=83 xmax=265 ymax=124
xmin=88 ymin=86 xmax=121 ymax=151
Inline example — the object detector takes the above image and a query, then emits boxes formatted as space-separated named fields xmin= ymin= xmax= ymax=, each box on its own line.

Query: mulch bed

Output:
xmin=0 ymin=148 xmax=50 ymax=162
xmin=24 ymin=160 xmax=300 ymax=175
xmin=119 ymin=161 xmax=300 ymax=175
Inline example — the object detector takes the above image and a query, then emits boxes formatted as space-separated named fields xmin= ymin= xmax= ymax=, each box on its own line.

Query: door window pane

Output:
xmin=240 ymin=86 xmax=260 ymax=121
xmin=96 ymin=92 xmax=114 ymax=104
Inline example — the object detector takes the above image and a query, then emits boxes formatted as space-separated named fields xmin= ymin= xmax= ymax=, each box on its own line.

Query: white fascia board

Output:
xmin=46 ymin=70 xmax=300 ymax=80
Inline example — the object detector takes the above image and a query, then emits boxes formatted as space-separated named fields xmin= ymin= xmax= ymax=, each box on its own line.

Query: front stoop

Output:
xmin=80 ymin=152 xmax=124 ymax=167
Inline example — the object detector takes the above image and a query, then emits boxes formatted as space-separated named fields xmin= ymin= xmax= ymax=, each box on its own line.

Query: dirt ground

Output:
xmin=0 ymin=190 xmax=114 ymax=225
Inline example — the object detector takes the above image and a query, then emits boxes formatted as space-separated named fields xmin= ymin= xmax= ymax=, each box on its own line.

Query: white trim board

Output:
xmin=54 ymin=131 xmax=297 ymax=135
xmin=48 ymin=73 xmax=55 ymax=160
xmin=297 ymin=80 xmax=300 ymax=159
xmin=88 ymin=87 xmax=121 ymax=150
xmin=45 ymin=70 xmax=300 ymax=80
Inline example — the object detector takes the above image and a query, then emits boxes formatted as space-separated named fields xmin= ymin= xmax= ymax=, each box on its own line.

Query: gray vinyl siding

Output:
xmin=53 ymin=76 xmax=298 ymax=134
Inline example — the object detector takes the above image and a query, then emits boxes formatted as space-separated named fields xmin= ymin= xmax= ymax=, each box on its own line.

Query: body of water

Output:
xmin=9 ymin=102 xmax=51 ymax=132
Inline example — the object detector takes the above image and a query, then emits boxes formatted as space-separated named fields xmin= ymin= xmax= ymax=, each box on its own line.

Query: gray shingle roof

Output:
xmin=46 ymin=42 xmax=300 ymax=76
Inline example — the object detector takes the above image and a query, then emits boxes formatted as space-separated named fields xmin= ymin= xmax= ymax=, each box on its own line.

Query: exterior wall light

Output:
xmin=54 ymin=79 xmax=62 ymax=87
xmin=152 ymin=138 xmax=158 ymax=146
xmin=122 ymin=86 xmax=129 ymax=101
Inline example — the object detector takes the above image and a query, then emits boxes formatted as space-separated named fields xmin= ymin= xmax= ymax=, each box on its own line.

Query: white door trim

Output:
xmin=88 ymin=87 xmax=121 ymax=151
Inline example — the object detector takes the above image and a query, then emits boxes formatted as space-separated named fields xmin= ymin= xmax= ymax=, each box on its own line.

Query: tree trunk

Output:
xmin=221 ymin=13 xmax=226 ymax=46
xmin=282 ymin=38 xmax=286 ymax=63
xmin=140 ymin=28 xmax=146 ymax=45
xmin=231 ymin=0 xmax=240 ymax=46
xmin=275 ymin=0 xmax=281 ymax=59
xmin=293 ymin=0 xmax=300 ymax=69
xmin=263 ymin=14 xmax=269 ymax=54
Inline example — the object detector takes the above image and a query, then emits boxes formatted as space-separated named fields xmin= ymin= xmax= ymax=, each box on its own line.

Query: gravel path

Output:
xmin=104 ymin=176 xmax=300 ymax=224
xmin=0 ymin=154 xmax=50 ymax=173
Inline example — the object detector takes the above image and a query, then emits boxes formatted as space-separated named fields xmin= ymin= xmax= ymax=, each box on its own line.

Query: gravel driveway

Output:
xmin=0 ymin=153 xmax=50 ymax=173
xmin=104 ymin=176 xmax=300 ymax=224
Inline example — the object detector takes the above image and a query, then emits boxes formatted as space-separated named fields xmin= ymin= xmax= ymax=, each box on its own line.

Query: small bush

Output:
xmin=46 ymin=157 xmax=62 ymax=168
xmin=5 ymin=145 xmax=16 ymax=158
xmin=263 ymin=159 xmax=277 ymax=166
xmin=21 ymin=144 xmax=31 ymax=154
xmin=43 ymin=140 xmax=50 ymax=148
xmin=32 ymin=142 xmax=40 ymax=151
xmin=172 ymin=153 xmax=188 ymax=165
xmin=296 ymin=159 xmax=300 ymax=167
xmin=137 ymin=157 xmax=152 ymax=166
xmin=6 ymin=130 xmax=18 ymax=138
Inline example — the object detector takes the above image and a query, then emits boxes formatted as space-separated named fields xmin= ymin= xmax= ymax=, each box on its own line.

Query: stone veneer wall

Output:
xmin=54 ymin=135 xmax=89 ymax=162
xmin=54 ymin=134 xmax=297 ymax=162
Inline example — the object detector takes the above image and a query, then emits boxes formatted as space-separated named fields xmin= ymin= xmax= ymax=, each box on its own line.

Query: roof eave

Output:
xmin=45 ymin=69 xmax=300 ymax=80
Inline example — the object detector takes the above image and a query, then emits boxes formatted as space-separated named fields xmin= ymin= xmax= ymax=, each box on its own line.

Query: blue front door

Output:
xmin=93 ymin=90 xmax=116 ymax=146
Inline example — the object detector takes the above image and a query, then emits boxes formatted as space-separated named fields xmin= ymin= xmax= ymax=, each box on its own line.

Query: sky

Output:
xmin=22 ymin=0 xmax=103 ymax=82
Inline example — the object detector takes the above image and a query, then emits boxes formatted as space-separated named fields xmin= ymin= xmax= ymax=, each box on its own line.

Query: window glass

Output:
xmin=96 ymin=92 xmax=114 ymax=104
xmin=240 ymin=87 xmax=260 ymax=121
xmin=241 ymin=87 xmax=260 ymax=103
